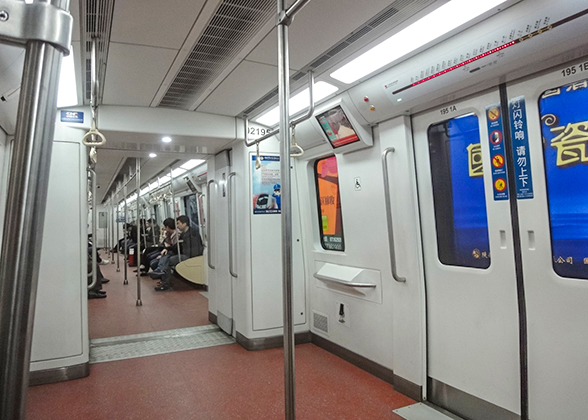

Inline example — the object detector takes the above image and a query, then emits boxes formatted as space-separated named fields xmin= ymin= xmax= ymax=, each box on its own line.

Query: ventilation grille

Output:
xmin=241 ymin=0 xmax=437 ymax=117
xmin=80 ymin=0 xmax=116 ymax=104
xmin=313 ymin=311 xmax=329 ymax=334
xmin=159 ymin=0 xmax=275 ymax=109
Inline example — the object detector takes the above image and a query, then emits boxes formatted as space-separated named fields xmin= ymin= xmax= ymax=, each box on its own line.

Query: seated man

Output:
xmin=151 ymin=215 xmax=204 ymax=292
xmin=140 ymin=218 xmax=177 ymax=275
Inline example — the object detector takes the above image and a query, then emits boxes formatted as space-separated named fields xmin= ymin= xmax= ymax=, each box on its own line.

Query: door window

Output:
xmin=539 ymin=78 xmax=588 ymax=279
xmin=428 ymin=114 xmax=491 ymax=268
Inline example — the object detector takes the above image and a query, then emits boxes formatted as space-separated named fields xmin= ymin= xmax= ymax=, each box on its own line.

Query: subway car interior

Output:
xmin=1 ymin=0 xmax=588 ymax=419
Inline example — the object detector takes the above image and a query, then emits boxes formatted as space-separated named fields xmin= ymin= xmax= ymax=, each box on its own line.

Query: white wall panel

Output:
xmin=297 ymin=134 xmax=395 ymax=370
xmin=31 ymin=140 xmax=88 ymax=368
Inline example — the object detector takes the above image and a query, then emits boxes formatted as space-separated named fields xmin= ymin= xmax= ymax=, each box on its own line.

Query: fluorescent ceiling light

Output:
xmin=159 ymin=175 xmax=171 ymax=184
xmin=149 ymin=153 xmax=157 ymax=158
xmin=57 ymin=48 xmax=77 ymax=108
xmin=255 ymin=81 xmax=339 ymax=127
xmin=180 ymin=159 xmax=205 ymax=171
xmin=330 ymin=0 xmax=508 ymax=84
xmin=171 ymin=167 xmax=187 ymax=178
xmin=149 ymin=182 xmax=159 ymax=190
xmin=140 ymin=187 xmax=150 ymax=196
xmin=162 ymin=137 xmax=172 ymax=143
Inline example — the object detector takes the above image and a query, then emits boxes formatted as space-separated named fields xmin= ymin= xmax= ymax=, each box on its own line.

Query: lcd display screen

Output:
xmin=539 ymin=78 xmax=588 ymax=280
xmin=316 ymin=106 xmax=360 ymax=149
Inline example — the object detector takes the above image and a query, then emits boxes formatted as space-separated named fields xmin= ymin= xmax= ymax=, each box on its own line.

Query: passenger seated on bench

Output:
xmin=87 ymin=244 xmax=110 ymax=299
xmin=139 ymin=218 xmax=177 ymax=275
xmin=150 ymin=215 xmax=204 ymax=292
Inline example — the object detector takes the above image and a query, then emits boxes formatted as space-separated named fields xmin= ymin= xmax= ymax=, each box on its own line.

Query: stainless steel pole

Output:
xmin=0 ymin=1 xmax=71 ymax=417
xmin=110 ymin=200 xmax=115 ymax=263
xmin=123 ymin=182 xmax=128 ymax=285
xmin=88 ymin=169 xmax=98 ymax=291
xmin=171 ymin=167 xmax=182 ymax=261
xmin=116 ymin=195 xmax=121 ymax=272
xmin=206 ymin=180 xmax=215 ymax=270
xmin=136 ymin=159 xmax=142 ymax=306
xmin=105 ymin=201 xmax=109 ymax=260
xmin=277 ymin=0 xmax=295 ymax=418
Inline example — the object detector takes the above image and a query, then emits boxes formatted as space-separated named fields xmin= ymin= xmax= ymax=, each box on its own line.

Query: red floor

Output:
xmin=89 ymin=251 xmax=210 ymax=339
xmin=26 ymin=251 xmax=415 ymax=418
xmin=25 ymin=344 xmax=414 ymax=419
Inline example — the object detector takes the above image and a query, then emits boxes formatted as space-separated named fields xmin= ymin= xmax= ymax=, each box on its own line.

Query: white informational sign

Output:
xmin=251 ymin=155 xmax=281 ymax=215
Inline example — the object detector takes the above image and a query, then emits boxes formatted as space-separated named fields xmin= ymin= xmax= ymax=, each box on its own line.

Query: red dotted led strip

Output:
xmin=390 ymin=7 xmax=588 ymax=96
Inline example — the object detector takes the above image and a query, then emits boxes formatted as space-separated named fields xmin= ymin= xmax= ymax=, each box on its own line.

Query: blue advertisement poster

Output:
xmin=508 ymin=97 xmax=534 ymax=199
xmin=539 ymin=79 xmax=588 ymax=279
xmin=485 ymin=104 xmax=509 ymax=201
xmin=447 ymin=114 xmax=491 ymax=267
xmin=251 ymin=155 xmax=281 ymax=215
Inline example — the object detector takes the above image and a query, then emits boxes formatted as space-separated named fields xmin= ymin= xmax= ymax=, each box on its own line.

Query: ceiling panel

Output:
xmin=247 ymin=0 xmax=393 ymax=70
xmin=102 ymin=43 xmax=178 ymax=106
xmin=99 ymin=130 xmax=234 ymax=156
xmin=109 ymin=0 xmax=207 ymax=49
xmin=197 ymin=61 xmax=288 ymax=116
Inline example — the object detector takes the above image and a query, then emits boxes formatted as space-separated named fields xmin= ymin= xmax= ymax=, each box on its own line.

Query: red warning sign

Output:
xmin=494 ymin=178 xmax=507 ymax=192
xmin=490 ymin=130 xmax=503 ymax=145
xmin=492 ymin=154 xmax=505 ymax=168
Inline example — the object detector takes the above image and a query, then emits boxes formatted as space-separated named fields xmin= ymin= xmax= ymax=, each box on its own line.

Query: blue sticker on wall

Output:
xmin=60 ymin=110 xmax=84 ymax=123
xmin=486 ymin=104 xmax=509 ymax=201
xmin=508 ymin=97 xmax=534 ymax=199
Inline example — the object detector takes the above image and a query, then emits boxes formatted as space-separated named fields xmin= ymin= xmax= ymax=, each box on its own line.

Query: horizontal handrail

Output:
xmin=313 ymin=273 xmax=377 ymax=288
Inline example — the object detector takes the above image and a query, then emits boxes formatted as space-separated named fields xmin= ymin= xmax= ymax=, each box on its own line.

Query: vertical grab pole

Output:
xmin=278 ymin=0 xmax=294 ymax=418
xmin=116 ymin=192 xmax=121 ymax=272
xmin=171 ymin=167 xmax=182 ymax=261
xmin=206 ymin=180 xmax=215 ymax=269
xmin=136 ymin=159 xmax=142 ymax=306
xmin=0 ymin=1 xmax=72 ymax=417
xmin=227 ymin=173 xmax=237 ymax=278
xmin=105 ymin=201 xmax=109 ymax=260
xmin=88 ymin=169 xmax=98 ymax=291
xmin=110 ymin=200 xmax=115 ymax=263
xmin=123 ymin=181 xmax=128 ymax=285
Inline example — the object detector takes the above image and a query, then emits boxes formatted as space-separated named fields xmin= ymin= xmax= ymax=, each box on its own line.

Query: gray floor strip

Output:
xmin=394 ymin=403 xmax=463 ymax=420
xmin=90 ymin=325 xmax=235 ymax=364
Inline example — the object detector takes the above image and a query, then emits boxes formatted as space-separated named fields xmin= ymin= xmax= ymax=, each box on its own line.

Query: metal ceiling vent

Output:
xmin=80 ymin=0 xmax=116 ymax=104
xmin=159 ymin=0 xmax=275 ymax=109
xmin=241 ymin=0 xmax=438 ymax=117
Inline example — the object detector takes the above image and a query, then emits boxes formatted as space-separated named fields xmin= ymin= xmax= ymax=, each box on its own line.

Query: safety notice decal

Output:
xmin=508 ymin=96 xmax=534 ymax=200
xmin=485 ymin=104 xmax=509 ymax=201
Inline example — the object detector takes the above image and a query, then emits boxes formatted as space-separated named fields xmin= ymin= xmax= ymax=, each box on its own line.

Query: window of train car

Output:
xmin=427 ymin=114 xmax=491 ymax=269
xmin=539 ymin=78 xmax=588 ymax=280
xmin=314 ymin=156 xmax=345 ymax=251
